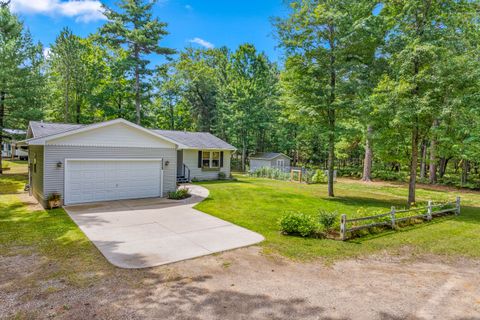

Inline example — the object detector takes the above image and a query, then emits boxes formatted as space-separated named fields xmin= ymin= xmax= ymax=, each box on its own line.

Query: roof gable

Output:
xmin=47 ymin=122 xmax=176 ymax=148
xmin=26 ymin=119 xmax=183 ymax=148
xmin=250 ymin=152 xmax=291 ymax=160
xmin=22 ymin=119 xmax=235 ymax=150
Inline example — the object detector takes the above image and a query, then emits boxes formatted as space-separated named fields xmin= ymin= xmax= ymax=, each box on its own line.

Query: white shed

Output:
xmin=249 ymin=152 xmax=291 ymax=172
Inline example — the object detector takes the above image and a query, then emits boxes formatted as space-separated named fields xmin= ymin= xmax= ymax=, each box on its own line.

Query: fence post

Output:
xmin=427 ymin=200 xmax=432 ymax=221
xmin=340 ymin=214 xmax=347 ymax=241
xmin=390 ymin=206 xmax=396 ymax=229
xmin=456 ymin=196 xmax=461 ymax=216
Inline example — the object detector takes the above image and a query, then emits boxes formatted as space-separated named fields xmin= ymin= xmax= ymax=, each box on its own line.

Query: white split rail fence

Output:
xmin=340 ymin=196 xmax=461 ymax=241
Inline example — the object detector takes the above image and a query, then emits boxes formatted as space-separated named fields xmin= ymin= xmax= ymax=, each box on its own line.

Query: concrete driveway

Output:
xmin=64 ymin=185 xmax=264 ymax=269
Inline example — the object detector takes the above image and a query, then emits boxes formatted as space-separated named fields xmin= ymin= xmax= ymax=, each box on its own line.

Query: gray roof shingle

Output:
xmin=250 ymin=152 xmax=290 ymax=160
xmin=153 ymin=130 xmax=236 ymax=150
xmin=27 ymin=121 xmax=236 ymax=150
xmin=29 ymin=121 xmax=84 ymax=139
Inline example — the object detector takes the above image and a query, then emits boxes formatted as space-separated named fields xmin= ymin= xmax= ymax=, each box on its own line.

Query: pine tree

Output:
xmin=100 ymin=0 xmax=175 ymax=124
xmin=0 ymin=6 xmax=44 ymax=174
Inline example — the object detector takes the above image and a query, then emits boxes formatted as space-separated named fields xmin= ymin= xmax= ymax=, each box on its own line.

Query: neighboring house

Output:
xmin=19 ymin=119 xmax=235 ymax=207
xmin=249 ymin=152 xmax=291 ymax=172
xmin=1 ymin=129 xmax=27 ymax=160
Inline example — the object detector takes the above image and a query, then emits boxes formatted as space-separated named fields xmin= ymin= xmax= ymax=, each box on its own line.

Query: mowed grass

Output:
xmin=0 ymin=161 xmax=113 ymax=288
xmin=196 ymin=175 xmax=480 ymax=261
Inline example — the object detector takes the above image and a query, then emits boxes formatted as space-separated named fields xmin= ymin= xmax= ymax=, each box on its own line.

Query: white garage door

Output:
xmin=65 ymin=159 xmax=163 ymax=205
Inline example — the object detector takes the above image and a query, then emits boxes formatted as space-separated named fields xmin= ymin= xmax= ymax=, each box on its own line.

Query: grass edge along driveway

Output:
xmin=196 ymin=176 xmax=480 ymax=262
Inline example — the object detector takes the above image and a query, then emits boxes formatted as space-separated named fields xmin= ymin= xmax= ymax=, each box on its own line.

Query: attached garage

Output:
xmin=64 ymin=159 xmax=163 ymax=205
xmin=22 ymin=119 xmax=183 ymax=207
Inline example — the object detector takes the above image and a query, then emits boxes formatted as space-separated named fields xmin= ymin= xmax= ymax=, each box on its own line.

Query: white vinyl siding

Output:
xmin=183 ymin=149 xmax=231 ymax=180
xmin=43 ymin=145 xmax=176 ymax=204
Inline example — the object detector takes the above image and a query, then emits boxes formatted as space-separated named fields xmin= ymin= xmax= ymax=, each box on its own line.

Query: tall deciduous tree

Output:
xmin=276 ymin=0 xmax=380 ymax=196
xmin=100 ymin=0 xmax=175 ymax=124
xmin=0 ymin=6 xmax=44 ymax=174
xmin=379 ymin=0 xmax=478 ymax=204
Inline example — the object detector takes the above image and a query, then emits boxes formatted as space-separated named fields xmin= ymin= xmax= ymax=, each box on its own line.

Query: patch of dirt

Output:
xmin=1 ymin=247 xmax=479 ymax=320
xmin=16 ymin=192 xmax=44 ymax=212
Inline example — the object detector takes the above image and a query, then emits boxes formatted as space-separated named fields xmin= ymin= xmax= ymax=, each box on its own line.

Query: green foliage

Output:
xmin=318 ymin=210 xmax=338 ymax=231
xmin=47 ymin=193 xmax=61 ymax=201
xmin=99 ymin=0 xmax=175 ymax=124
xmin=218 ymin=172 xmax=227 ymax=180
xmin=251 ymin=167 xmax=290 ymax=181
xmin=167 ymin=187 xmax=191 ymax=200
xmin=311 ymin=170 xmax=327 ymax=184
xmin=278 ymin=212 xmax=318 ymax=237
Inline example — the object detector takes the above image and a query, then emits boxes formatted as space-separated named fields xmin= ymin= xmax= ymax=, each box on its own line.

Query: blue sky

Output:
xmin=11 ymin=0 xmax=289 ymax=63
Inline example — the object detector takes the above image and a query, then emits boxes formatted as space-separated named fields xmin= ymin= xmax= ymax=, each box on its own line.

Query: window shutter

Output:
xmin=198 ymin=151 xmax=202 ymax=168
xmin=220 ymin=151 xmax=224 ymax=167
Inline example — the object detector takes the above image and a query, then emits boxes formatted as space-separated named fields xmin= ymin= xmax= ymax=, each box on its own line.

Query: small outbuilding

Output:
xmin=249 ymin=152 xmax=291 ymax=172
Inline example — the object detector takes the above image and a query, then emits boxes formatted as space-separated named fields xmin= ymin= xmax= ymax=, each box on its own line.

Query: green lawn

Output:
xmin=1 ymin=160 xmax=479 ymax=267
xmin=0 ymin=161 xmax=114 ymax=289
xmin=196 ymin=176 xmax=480 ymax=261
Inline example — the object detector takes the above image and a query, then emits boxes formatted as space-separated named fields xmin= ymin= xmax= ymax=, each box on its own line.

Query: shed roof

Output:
xmin=250 ymin=152 xmax=291 ymax=160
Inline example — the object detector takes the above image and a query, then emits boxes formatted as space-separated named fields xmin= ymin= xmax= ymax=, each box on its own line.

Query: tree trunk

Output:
xmin=461 ymin=160 xmax=469 ymax=186
xmin=327 ymin=108 xmax=335 ymax=197
xmin=327 ymin=26 xmax=336 ymax=197
xmin=439 ymin=157 xmax=449 ymax=178
xmin=241 ymin=138 xmax=246 ymax=172
xmin=0 ymin=91 xmax=4 ymax=175
xmin=362 ymin=125 xmax=373 ymax=182
xmin=408 ymin=126 xmax=419 ymax=205
xmin=169 ymin=103 xmax=175 ymax=130
xmin=75 ymin=94 xmax=81 ymax=124
xmin=134 ymin=47 xmax=141 ymax=125
xmin=429 ymin=119 xmax=438 ymax=184
xmin=419 ymin=140 xmax=426 ymax=179
xmin=65 ymin=76 xmax=69 ymax=123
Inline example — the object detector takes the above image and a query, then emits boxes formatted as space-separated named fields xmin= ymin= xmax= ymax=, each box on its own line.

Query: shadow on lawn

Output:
xmin=325 ymin=195 xmax=407 ymax=211
xmin=0 ymin=172 xmax=28 ymax=194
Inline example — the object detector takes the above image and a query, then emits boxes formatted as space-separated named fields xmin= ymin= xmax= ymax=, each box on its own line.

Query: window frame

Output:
xmin=276 ymin=159 xmax=285 ymax=167
xmin=211 ymin=151 xmax=220 ymax=168
xmin=202 ymin=151 xmax=211 ymax=168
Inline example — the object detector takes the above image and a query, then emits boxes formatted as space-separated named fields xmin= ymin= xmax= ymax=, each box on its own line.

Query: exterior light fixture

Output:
xmin=56 ymin=161 xmax=62 ymax=168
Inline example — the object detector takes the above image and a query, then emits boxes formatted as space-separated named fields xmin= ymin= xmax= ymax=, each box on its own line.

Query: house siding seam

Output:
xmin=43 ymin=145 xmax=177 ymax=203
xmin=183 ymin=149 xmax=231 ymax=180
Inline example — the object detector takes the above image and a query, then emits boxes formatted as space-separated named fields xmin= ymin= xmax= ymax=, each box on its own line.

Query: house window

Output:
xmin=277 ymin=159 xmax=285 ymax=167
xmin=212 ymin=152 xmax=220 ymax=168
xmin=202 ymin=151 xmax=211 ymax=168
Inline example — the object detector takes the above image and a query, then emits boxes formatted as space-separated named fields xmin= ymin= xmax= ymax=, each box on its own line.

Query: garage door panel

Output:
xmin=65 ymin=160 xmax=162 ymax=205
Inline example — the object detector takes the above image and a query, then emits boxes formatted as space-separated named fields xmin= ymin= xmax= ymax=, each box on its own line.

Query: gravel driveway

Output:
xmin=2 ymin=246 xmax=479 ymax=320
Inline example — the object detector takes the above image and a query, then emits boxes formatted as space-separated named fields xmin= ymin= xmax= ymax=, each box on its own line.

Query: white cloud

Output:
xmin=43 ymin=47 xmax=51 ymax=58
xmin=10 ymin=0 xmax=106 ymax=23
xmin=184 ymin=4 xmax=192 ymax=11
xmin=189 ymin=37 xmax=214 ymax=49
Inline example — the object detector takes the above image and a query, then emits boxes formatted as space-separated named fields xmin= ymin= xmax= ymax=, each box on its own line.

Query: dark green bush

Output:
xmin=278 ymin=212 xmax=318 ymax=237
xmin=318 ymin=210 xmax=338 ymax=230
xmin=167 ymin=188 xmax=191 ymax=200
xmin=218 ymin=171 xmax=227 ymax=180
